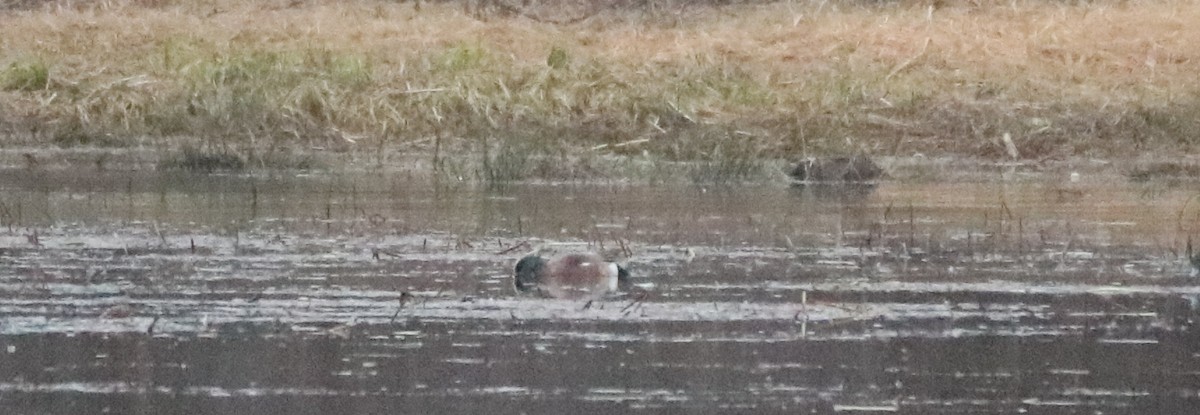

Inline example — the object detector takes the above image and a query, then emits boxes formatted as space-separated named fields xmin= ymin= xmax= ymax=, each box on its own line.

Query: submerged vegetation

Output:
xmin=158 ymin=146 xmax=319 ymax=172
xmin=1 ymin=0 xmax=1199 ymax=180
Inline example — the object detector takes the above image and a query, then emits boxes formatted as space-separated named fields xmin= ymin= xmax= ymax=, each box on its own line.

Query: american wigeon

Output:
xmin=514 ymin=253 xmax=630 ymax=299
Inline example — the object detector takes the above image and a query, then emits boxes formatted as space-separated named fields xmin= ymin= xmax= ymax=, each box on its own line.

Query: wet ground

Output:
xmin=2 ymin=164 xmax=1200 ymax=414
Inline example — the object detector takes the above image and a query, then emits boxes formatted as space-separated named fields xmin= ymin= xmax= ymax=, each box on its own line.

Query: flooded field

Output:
xmin=2 ymin=164 xmax=1200 ymax=414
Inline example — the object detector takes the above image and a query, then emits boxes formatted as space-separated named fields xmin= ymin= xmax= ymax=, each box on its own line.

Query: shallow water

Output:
xmin=2 ymin=166 xmax=1199 ymax=414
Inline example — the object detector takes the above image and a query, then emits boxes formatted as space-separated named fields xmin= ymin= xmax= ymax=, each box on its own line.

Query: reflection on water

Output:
xmin=1 ymin=167 xmax=1199 ymax=414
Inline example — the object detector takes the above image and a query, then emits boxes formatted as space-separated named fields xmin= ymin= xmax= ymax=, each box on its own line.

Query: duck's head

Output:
xmin=513 ymin=255 xmax=545 ymax=293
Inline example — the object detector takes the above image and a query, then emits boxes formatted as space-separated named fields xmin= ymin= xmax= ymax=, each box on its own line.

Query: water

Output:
xmin=1 ymin=165 xmax=1199 ymax=414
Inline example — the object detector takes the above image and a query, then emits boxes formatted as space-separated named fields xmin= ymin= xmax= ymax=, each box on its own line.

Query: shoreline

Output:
xmin=2 ymin=0 xmax=1199 ymax=180
xmin=1 ymin=146 xmax=1196 ymax=186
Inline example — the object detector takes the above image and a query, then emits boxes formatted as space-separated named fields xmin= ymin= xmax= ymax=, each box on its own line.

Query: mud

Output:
xmin=2 ymin=165 xmax=1199 ymax=414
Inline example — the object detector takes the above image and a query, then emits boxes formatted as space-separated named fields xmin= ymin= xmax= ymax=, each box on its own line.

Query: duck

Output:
xmin=513 ymin=253 xmax=630 ymax=299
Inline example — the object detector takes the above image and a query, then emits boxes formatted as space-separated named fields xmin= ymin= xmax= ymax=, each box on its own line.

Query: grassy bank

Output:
xmin=1 ymin=0 xmax=1198 ymax=179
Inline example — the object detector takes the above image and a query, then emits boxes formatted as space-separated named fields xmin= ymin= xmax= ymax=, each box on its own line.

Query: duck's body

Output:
xmin=514 ymin=253 xmax=629 ymax=299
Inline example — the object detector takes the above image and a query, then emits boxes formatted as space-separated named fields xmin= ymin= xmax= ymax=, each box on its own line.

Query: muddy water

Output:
xmin=2 ymin=167 xmax=1199 ymax=414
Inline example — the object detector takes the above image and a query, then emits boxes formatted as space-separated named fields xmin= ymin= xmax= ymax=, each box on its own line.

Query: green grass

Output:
xmin=1 ymin=59 xmax=49 ymax=91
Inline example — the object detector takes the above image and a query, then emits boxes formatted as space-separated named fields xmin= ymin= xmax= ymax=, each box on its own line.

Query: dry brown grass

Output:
xmin=1 ymin=0 xmax=1198 ymax=174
